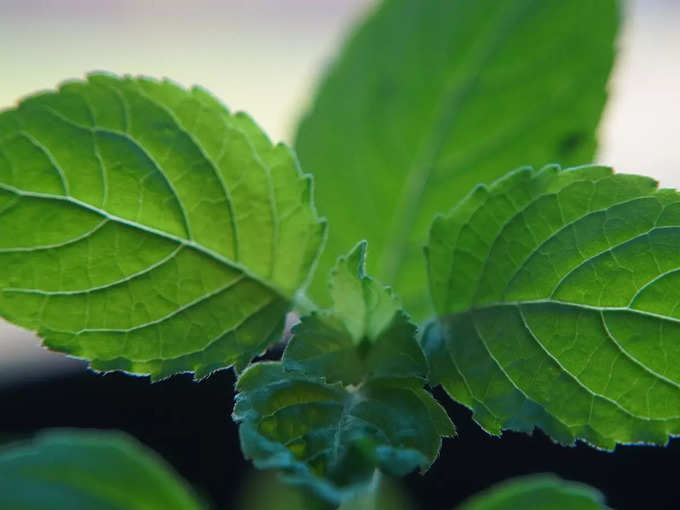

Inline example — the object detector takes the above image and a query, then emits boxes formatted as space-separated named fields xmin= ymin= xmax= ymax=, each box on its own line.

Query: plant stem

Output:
xmin=293 ymin=291 xmax=320 ymax=315
xmin=336 ymin=470 xmax=382 ymax=510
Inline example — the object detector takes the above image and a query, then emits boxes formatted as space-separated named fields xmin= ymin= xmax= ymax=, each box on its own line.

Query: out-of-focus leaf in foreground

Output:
xmin=0 ymin=74 xmax=325 ymax=380
xmin=0 ymin=429 xmax=204 ymax=510
xmin=425 ymin=165 xmax=680 ymax=449
xmin=234 ymin=243 xmax=453 ymax=505
xmin=457 ymin=475 xmax=605 ymax=510
xmin=296 ymin=0 xmax=619 ymax=318
xmin=235 ymin=470 xmax=414 ymax=510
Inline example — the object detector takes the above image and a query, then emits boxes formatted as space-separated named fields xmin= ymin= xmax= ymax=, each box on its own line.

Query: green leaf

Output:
xmin=0 ymin=74 xmax=325 ymax=380
xmin=0 ymin=429 xmax=203 ymax=510
xmin=457 ymin=475 xmax=605 ymax=510
xmin=329 ymin=240 xmax=401 ymax=343
xmin=425 ymin=165 xmax=680 ymax=449
xmin=234 ymin=243 xmax=453 ymax=505
xmin=284 ymin=241 xmax=428 ymax=385
xmin=233 ymin=363 xmax=451 ymax=505
xmin=295 ymin=0 xmax=619 ymax=318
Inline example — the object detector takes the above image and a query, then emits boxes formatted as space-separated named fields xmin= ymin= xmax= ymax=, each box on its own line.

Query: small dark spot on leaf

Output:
xmin=558 ymin=132 xmax=586 ymax=157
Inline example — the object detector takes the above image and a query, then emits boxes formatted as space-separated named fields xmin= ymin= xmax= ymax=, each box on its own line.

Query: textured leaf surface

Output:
xmin=295 ymin=0 xmax=619 ymax=317
xmin=234 ymin=363 xmax=451 ymax=504
xmin=457 ymin=475 xmax=604 ymax=510
xmin=0 ymin=430 xmax=203 ymax=510
xmin=234 ymin=244 xmax=452 ymax=504
xmin=284 ymin=241 xmax=428 ymax=385
xmin=425 ymin=165 xmax=680 ymax=448
xmin=0 ymin=74 xmax=324 ymax=379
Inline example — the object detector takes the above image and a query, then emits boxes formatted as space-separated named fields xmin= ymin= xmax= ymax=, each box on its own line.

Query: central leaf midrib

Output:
xmin=0 ymin=182 xmax=289 ymax=301
xmin=34 ymin=90 xmax=290 ymax=299
xmin=465 ymin=299 xmax=680 ymax=326
xmin=37 ymin=83 xmax=282 ymax=280
xmin=330 ymin=391 xmax=356 ymax=468
xmin=130 ymin=81 xmax=282 ymax=284
xmin=380 ymin=1 xmax=540 ymax=283
xmin=34 ymin=103 xmax=193 ymax=241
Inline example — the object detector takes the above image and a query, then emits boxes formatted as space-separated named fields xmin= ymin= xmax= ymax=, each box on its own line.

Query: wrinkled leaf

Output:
xmin=0 ymin=429 xmax=203 ymax=510
xmin=234 ymin=363 xmax=451 ymax=505
xmin=457 ymin=475 xmax=605 ymax=510
xmin=234 ymin=244 xmax=452 ymax=505
xmin=0 ymin=74 xmax=325 ymax=380
xmin=284 ymin=241 xmax=427 ymax=385
xmin=425 ymin=165 xmax=680 ymax=448
xmin=296 ymin=0 xmax=619 ymax=317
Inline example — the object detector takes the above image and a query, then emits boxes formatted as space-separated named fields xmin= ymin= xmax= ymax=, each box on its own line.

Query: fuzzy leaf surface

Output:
xmin=0 ymin=74 xmax=324 ymax=379
xmin=295 ymin=0 xmax=619 ymax=317
xmin=457 ymin=475 xmax=604 ymax=510
xmin=0 ymin=430 xmax=203 ymax=510
xmin=234 ymin=243 xmax=452 ymax=504
xmin=425 ymin=165 xmax=680 ymax=449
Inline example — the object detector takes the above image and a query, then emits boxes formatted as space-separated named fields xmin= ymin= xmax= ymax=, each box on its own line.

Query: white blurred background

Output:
xmin=0 ymin=0 xmax=678 ymax=383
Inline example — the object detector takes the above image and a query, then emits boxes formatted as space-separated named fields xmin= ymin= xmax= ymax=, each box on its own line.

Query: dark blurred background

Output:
xmin=2 ymin=367 xmax=679 ymax=509
xmin=1 ymin=1 xmax=679 ymax=508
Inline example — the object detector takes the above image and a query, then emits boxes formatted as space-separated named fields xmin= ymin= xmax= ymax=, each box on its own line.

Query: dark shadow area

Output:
xmin=0 ymin=371 xmax=676 ymax=509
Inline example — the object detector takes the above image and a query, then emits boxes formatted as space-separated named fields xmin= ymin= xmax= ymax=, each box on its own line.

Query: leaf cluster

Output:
xmin=2 ymin=0 xmax=674 ymax=508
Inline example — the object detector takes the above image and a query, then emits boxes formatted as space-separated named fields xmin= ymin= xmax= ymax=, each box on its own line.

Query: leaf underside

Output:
xmin=0 ymin=430 xmax=203 ymax=510
xmin=457 ymin=475 xmax=604 ymax=510
xmin=234 ymin=243 xmax=453 ymax=505
xmin=425 ymin=165 xmax=680 ymax=449
xmin=295 ymin=0 xmax=619 ymax=318
xmin=0 ymin=74 xmax=324 ymax=380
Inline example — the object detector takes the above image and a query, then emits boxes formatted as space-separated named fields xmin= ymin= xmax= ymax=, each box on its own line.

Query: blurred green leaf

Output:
xmin=425 ymin=165 xmax=680 ymax=448
xmin=457 ymin=475 xmax=605 ymax=509
xmin=0 ymin=74 xmax=325 ymax=380
xmin=235 ymin=470 xmax=413 ymax=510
xmin=296 ymin=0 xmax=619 ymax=318
xmin=0 ymin=429 xmax=203 ymax=510
xmin=235 ymin=471 xmax=330 ymax=510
